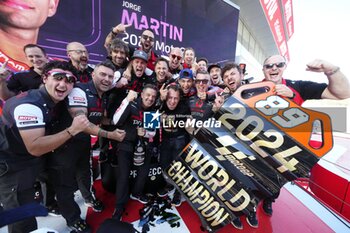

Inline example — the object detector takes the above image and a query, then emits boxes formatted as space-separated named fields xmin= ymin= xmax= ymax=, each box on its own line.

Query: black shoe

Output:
xmin=112 ymin=208 xmax=124 ymax=221
xmin=157 ymin=185 xmax=175 ymax=197
xmin=263 ymin=199 xmax=273 ymax=216
xmin=47 ymin=203 xmax=61 ymax=217
xmin=98 ymin=152 xmax=107 ymax=163
xmin=84 ymin=198 xmax=104 ymax=212
xmin=231 ymin=217 xmax=243 ymax=230
xmin=246 ymin=212 xmax=258 ymax=228
xmin=171 ymin=191 xmax=182 ymax=207
xmin=130 ymin=193 xmax=150 ymax=204
xmin=68 ymin=219 xmax=91 ymax=233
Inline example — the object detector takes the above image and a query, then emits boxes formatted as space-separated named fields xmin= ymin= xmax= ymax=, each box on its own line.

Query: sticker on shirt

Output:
xmin=14 ymin=104 xmax=45 ymax=128
xmin=68 ymin=88 xmax=88 ymax=107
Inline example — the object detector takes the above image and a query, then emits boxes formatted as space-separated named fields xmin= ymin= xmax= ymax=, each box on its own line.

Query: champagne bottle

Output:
xmin=134 ymin=136 xmax=145 ymax=166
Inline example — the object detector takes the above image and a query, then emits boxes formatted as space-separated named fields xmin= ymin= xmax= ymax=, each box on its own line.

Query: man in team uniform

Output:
xmin=0 ymin=61 xmax=89 ymax=233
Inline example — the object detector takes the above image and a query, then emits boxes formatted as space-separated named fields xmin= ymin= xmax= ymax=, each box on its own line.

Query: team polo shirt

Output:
xmin=67 ymin=81 xmax=107 ymax=125
xmin=0 ymin=87 xmax=55 ymax=160
xmin=7 ymin=67 xmax=42 ymax=94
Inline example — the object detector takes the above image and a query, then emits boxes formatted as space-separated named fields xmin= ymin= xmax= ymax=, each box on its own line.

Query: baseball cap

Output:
xmin=132 ymin=50 xmax=148 ymax=62
xmin=179 ymin=69 xmax=194 ymax=79
xmin=207 ymin=63 xmax=221 ymax=73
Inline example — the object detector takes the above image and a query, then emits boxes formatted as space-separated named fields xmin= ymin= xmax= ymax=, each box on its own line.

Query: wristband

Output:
xmin=66 ymin=129 xmax=74 ymax=138
xmin=325 ymin=67 xmax=340 ymax=76
xmin=111 ymin=27 xmax=118 ymax=36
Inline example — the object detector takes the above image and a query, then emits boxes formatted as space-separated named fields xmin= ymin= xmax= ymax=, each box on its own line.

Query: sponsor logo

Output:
xmin=18 ymin=115 xmax=37 ymax=121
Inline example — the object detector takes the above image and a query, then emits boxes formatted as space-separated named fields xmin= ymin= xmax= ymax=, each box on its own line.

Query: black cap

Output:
xmin=207 ymin=63 xmax=221 ymax=73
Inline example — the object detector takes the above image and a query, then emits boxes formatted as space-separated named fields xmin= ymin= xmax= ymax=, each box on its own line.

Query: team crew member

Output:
xmin=111 ymin=84 xmax=158 ymax=221
xmin=188 ymin=70 xmax=224 ymax=121
xmin=0 ymin=61 xmax=89 ymax=233
xmin=0 ymin=44 xmax=48 ymax=101
xmin=48 ymin=61 xmax=126 ymax=232
xmin=261 ymin=55 xmax=350 ymax=215
xmin=106 ymin=24 xmax=158 ymax=70
xmin=177 ymin=68 xmax=196 ymax=104
xmin=158 ymin=85 xmax=191 ymax=206
xmin=66 ymin=42 xmax=94 ymax=83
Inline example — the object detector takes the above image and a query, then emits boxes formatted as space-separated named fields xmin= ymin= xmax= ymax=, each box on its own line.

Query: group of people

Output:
xmin=0 ymin=19 xmax=350 ymax=233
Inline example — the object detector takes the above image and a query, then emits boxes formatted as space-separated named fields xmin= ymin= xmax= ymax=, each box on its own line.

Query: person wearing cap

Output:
xmin=177 ymin=68 xmax=196 ymax=104
xmin=208 ymin=63 xmax=225 ymax=88
xmin=47 ymin=60 xmax=126 ymax=232
xmin=0 ymin=60 xmax=90 ymax=233
xmin=105 ymin=23 xmax=158 ymax=70
xmin=124 ymin=50 xmax=156 ymax=93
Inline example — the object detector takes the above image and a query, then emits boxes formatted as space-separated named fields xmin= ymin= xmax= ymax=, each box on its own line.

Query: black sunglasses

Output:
xmin=47 ymin=71 xmax=77 ymax=83
xmin=264 ymin=62 xmax=286 ymax=69
xmin=141 ymin=35 xmax=154 ymax=42
xmin=195 ymin=79 xmax=209 ymax=84
xmin=171 ymin=54 xmax=182 ymax=60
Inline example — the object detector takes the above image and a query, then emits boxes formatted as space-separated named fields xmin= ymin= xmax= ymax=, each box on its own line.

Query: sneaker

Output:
xmin=263 ymin=199 xmax=273 ymax=216
xmin=84 ymin=198 xmax=104 ymax=212
xmin=157 ymin=185 xmax=175 ymax=197
xmin=68 ymin=219 xmax=91 ymax=233
xmin=130 ymin=193 xmax=150 ymax=204
xmin=171 ymin=191 xmax=182 ymax=207
xmin=246 ymin=212 xmax=258 ymax=228
xmin=112 ymin=208 xmax=124 ymax=221
xmin=47 ymin=203 xmax=61 ymax=217
xmin=98 ymin=152 xmax=107 ymax=163
xmin=231 ymin=217 xmax=243 ymax=230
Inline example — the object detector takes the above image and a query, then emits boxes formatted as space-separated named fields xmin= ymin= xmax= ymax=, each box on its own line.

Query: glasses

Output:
xmin=141 ymin=35 xmax=154 ymax=42
xmin=195 ymin=79 xmax=209 ymax=85
xmin=68 ymin=49 xmax=88 ymax=55
xmin=264 ymin=62 xmax=285 ymax=69
xmin=47 ymin=71 xmax=77 ymax=83
xmin=171 ymin=54 xmax=182 ymax=60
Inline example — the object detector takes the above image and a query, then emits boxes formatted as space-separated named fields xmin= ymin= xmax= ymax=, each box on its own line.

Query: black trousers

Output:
xmin=0 ymin=158 xmax=44 ymax=233
xmin=160 ymin=135 xmax=188 ymax=170
xmin=114 ymin=149 xmax=151 ymax=209
xmin=48 ymin=139 xmax=93 ymax=225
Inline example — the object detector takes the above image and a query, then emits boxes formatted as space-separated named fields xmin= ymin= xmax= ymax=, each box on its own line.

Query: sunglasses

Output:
xmin=263 ymin=62 xmax=286 ymax=69
xmin=47 ymin=71 xmax=77 ymax=83
xmin=171 ymin=54 xmax=182 ymax=60
xmin=141 ymin=35 xmax=154 ymax=42
xmin=67 ymin=49 xmax=88 ymax=55
xmin=195 ymin=79 xmax=209 ymax=84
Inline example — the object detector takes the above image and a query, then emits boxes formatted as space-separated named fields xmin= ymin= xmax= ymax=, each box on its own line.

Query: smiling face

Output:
xmin=67 ymin=42 xmax=89 ymax=70
xmin=262 ymin=55 xmax=287 ymax=84
xmin=222 ymin=67 xmax=242 ymax=92
xmin=184 ymin=49 xmax=195 ymax=65
xmin=132 ymin=58 xmax=147 ymax=77
xmin=178 ymin=78 xmax=193 ymax=94
xmin=92 ymin=65 xmax=114 ymax=96
xmin=42 ymin=68 xmax=75 ymax=103
xmin=195 ymin=72 xmax=210 ymax=93
xmin=166 ymin=88 xmax=180 ymax=110
xmin=141 ymin=87 xmax=157 ymax=109
xmin=140 ymin=29 xmax=155 ymax=53
xmin=0 ymin=0 xmax=59 ymax=29
xmin=209 ymin=67 xmax=222 ymax=85
xmin=168 ymin=47 xmax=182 ymax=70
xmin=24 ymin=46 xmax=48 ymax=71
xmin=111 ymin=47 xmax=127 ymax=67
xmin=155 ymin=60 xmax=168 ymax=83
